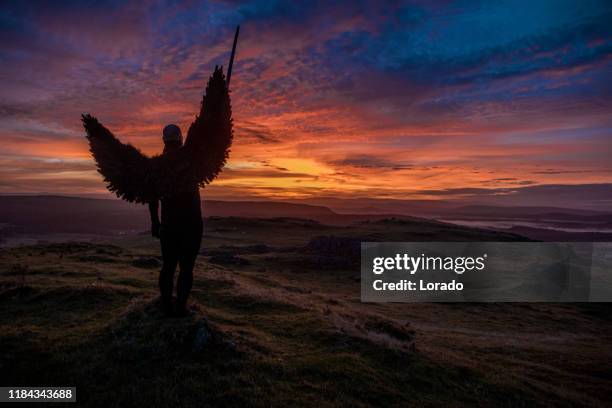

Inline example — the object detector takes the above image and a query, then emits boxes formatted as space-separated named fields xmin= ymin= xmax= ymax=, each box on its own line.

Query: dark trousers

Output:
xmin=159 ymin=223 xmax=203 ymax=309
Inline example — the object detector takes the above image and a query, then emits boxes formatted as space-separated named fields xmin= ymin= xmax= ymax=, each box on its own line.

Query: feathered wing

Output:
xmin=82 ymin=114 xmax=157 ymax=204
xmin=184 ymin=66 xmax=233 ymax=186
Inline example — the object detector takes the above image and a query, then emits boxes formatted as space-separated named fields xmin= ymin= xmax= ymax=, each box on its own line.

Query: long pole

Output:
xmin=226 ymin=25 xmax=240 ymax=89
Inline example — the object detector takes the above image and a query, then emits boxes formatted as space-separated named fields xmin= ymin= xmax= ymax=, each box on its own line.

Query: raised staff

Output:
xmin=227 ymin=25 xmax=240 ymax=89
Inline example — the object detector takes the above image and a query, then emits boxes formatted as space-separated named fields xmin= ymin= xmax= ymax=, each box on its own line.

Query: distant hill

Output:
xmin=296 ymin=197 xmax=612 ymax=220
xmin=440 ymin=205 xmax=611 ymax=219
xmin=0 ymin=195 xmax=146 ymax=234
xmin=0 ymin=195 xmax=415 ymax=234
xmin=1 ymin=195 xmax=609 ymax=241
xmin=204 ymin=200 xmax=336 ymax=219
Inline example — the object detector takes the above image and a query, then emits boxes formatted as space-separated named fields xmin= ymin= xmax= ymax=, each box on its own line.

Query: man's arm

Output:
xmin=149 ymin=200 xmax=160 ymax=238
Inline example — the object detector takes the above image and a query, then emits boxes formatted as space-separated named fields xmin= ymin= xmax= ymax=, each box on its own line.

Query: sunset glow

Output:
xmin=1 ymin=1 xmax=611 ymax=204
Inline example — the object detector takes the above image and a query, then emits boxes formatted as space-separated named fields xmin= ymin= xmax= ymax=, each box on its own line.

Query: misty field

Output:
xmin=1 ymin=217 xmax=611 ymax=407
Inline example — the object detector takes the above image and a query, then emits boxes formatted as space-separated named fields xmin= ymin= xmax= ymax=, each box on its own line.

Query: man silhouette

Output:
xmin=149 ymin=124 xmax=203 ymax=316
xmin=83 ymin=67 xmax=233 ymax=319
xmin=84 ymin=30 xmax=238 ymax=318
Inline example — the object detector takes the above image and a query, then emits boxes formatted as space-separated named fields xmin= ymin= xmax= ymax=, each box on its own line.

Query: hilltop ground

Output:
xmin=1 ymin=217 xmax=611 ymax=407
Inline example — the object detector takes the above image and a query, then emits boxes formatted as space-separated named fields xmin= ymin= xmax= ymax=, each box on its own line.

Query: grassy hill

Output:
xmin=1 ymin=218 xmax=610 ymax=407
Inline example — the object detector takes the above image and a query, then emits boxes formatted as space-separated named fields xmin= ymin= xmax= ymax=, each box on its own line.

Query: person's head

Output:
xmin=162 ymin=124 xmax=182 ymax=152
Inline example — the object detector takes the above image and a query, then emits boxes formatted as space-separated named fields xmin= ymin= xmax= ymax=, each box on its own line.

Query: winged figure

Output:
xmin=83 ymin=26 xmax=239 ymax=316
xmin=82 ymin=66 xmax=233 ymax=204
xmin=82 ymin=66 xmax=233 ymax=317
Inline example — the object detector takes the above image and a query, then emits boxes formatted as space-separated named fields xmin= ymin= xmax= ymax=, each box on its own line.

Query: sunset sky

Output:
xmin=1 ymin=0 xmax=611 ymax=206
